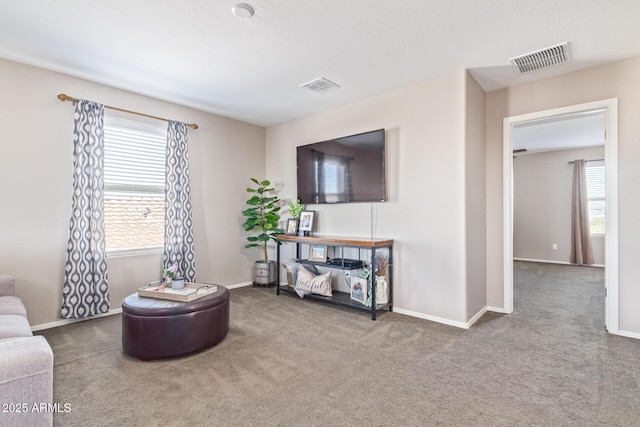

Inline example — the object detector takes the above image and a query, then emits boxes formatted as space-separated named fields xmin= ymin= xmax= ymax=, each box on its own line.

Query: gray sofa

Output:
xmin=0 ymin=274 xmax=54 ymax=427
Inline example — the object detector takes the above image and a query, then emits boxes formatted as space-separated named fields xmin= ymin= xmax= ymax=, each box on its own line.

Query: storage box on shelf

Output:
xmin=276 ymin=234 xmax=393 ymax=320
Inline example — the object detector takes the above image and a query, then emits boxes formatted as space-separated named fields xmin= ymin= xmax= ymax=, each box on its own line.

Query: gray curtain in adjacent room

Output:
xmin=163 ymin=120 xmax=196 ymax=281
xmin=570 ymin=159 xmax=595 ymax=265
xmin=313 ymin=149 xmax=325 ymax=203
xmin=342 ymin=156 xmax=353 ymax=202
xmin=61 ymin=100 xmax=110 ymax=319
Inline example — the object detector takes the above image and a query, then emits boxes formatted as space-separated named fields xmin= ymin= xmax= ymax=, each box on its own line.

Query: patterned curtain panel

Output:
xmin=164 ymin=121 xmax=196 ymax=281
xmin=61 ymin=100 xmax=110 ymax=319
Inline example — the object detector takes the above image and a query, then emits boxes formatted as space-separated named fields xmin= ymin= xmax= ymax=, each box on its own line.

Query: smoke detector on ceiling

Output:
xmin=300 ymin=77 xmax=341 ymax=94
xmin=510 ymin=42 xmax=569 ymax=73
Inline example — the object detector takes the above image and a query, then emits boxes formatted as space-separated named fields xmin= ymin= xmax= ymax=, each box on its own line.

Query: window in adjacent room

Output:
xmin=103 ymin=116 xmax=166 ymax=254
xmin=319 ymin=157 xmax=345 ymax=195
xmin=585 ymin=163 xmax=605 ymax=235
xmin=313 ymin=154 xmax=350 ymax=203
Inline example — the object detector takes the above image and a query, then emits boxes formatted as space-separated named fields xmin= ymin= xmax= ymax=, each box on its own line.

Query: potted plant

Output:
xmin=163 ymin=264 xmax=184 ymax=290
xmin=288 ymin=198 xmax=306 ymax=236
xmin=242 ymin=178 xmax=284 ymax=285
xmin=287 ymin=198 xmax=305 ymax=219
xmin=375 ymin=252 xmax=388 ymax=277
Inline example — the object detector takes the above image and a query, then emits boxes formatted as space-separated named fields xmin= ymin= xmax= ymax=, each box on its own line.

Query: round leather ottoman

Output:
xmin=121 ymin=286 xmax=229 ymax=360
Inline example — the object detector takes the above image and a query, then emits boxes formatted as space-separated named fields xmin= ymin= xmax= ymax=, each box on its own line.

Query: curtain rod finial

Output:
xmin=58 ymin=93 xmax=77 ymax=103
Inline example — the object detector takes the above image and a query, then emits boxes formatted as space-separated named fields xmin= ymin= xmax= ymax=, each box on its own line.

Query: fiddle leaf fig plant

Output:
xmin=242 ymin=178 xmax=284 ymax=262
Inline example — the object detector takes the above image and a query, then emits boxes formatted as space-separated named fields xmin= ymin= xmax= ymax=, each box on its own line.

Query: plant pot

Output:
xmin=255 ymin=260 xmax=276 ymax=285
xmin=171 ymin=277 xmax=185 ymax=290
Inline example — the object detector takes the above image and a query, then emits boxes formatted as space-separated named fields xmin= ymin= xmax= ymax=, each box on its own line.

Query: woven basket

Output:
xmin=286 ymin=269 xmax=294 ymax=287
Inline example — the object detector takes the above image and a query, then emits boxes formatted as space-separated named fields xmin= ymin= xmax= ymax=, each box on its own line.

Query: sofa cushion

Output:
xmin=0 ymin=296 xmax=28 ymax=316
xmin=0 ymin=315 xmax=33 ymax=339
xmin=0 ymin=336 xmax=54 ymax=427
xmin=0 ymin=336 xmax=53 ymax=384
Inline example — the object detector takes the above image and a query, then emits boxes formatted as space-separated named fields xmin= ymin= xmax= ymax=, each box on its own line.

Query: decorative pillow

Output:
xmin=284 ymin=259 xmax=321 ymax=288
xmin=294 ymin=265 xmax=332 ymax=297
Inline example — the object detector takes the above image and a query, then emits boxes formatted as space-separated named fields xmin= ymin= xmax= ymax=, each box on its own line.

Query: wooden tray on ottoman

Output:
xmin=138 ymin=282 xmax=218 ymax=302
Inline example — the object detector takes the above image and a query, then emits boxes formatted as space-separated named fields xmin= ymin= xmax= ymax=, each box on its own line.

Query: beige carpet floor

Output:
xmin=36 ymin=261 xmax=640 ymax=426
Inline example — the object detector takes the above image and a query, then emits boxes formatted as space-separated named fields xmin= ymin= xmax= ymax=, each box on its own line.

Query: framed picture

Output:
xmin=285 ymin=218 xmax=299 ymax=235
xmin=350 ymin=277 xmax=368 ymax=304
xmin=298 ymin=210 xmax=315 ymax=232
xmin=308 ymin=245 xmax=327 ymax=262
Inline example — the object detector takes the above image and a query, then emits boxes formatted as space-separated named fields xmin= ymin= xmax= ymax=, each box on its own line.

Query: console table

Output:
xmin=276 ymin=235 xmax=393 ymax=320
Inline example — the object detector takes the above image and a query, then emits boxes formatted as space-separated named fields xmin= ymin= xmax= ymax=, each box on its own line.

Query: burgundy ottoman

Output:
xmin=122 ymin=286 xmax=229 ymax=360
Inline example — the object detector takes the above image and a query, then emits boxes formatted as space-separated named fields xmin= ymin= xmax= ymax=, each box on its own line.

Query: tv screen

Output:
xmin=297 ymin=129 xmax=386 ymax=204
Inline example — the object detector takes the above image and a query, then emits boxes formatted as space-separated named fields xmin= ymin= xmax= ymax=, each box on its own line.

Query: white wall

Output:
xmin=267 ymin=69 xmax=479 ymax=325
xmin=465 ymin=72 xmax=487 ymax=320
xmin=0 ymin=59 xmax=265 ymax=327
xmin=513 ymin=146 xmax=605 ymax=265
xmin=486 ymin=55 xmax=640 ymax=335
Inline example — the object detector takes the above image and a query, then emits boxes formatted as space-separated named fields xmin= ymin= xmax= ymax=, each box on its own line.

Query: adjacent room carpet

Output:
xmin=37 ymin=261 xmax=640 ymax=426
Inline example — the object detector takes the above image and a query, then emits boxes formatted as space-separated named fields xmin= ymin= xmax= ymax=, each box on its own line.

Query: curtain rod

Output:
xmin=568 ymin=159 xmax=604 ymax=164
xmin=57 ymin=94 xmax=198 ymax=130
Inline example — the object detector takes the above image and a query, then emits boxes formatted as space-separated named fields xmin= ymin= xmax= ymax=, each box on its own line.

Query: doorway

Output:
xmin=502 ymin=99 xmax=619 ymax=334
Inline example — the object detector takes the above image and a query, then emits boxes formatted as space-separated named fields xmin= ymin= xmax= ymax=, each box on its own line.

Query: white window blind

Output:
xmin=314 ymin=156 xmax=346 ymax=196
xmin=323 ymin=160 xmax=345 ymax=195
xmin=585 ymin=164 xmax=605 ymax=235
xmin=103 ymin=116 xmax=166 ymax=253
xmin=104 ymin=117 xmax=166 ymax=193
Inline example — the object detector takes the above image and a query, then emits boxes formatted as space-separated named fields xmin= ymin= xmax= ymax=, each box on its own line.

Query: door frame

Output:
xmin=502 ymin=98 xmax=619 ymax=333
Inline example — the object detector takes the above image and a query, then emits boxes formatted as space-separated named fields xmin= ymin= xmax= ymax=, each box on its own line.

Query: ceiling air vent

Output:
xmin=510 ymin=42 xmax=569 ymax=73
xmin=300 ymin=77 xmax=340 ymax=94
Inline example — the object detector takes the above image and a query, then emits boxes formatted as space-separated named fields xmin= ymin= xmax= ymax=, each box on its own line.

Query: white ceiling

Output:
xmin=513 ymin=110 xmax=606 ymax=154
xmin=1 ymin=1 xmax=639 ymax=127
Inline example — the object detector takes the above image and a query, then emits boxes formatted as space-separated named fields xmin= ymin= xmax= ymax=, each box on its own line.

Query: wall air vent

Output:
xmin=509 ymin=42 xmax=569 ymax=73
xmin=300 ymin=77 xmax=340 ymax=94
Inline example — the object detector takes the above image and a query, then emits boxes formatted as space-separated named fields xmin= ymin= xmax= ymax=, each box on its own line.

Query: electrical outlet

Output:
xmin=552 ymin=243 xmax=558 ymax=250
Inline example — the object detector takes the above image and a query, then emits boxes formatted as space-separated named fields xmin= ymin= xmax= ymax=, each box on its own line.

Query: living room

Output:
xmin=2 ymin=1 xmax=640 ymax=425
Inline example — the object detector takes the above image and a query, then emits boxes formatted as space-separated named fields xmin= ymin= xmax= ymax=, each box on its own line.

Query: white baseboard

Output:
xmin=613 ymin=329 xmax=640 ymax=340
xmin=514 ymin=257 xmax=572 ymax=265
xmin=225 ymin=281 xmax=253 ymax=290
xmin=31 ymin=282 xmax=256 ymax=331
xmin=487 ymin=305 xmax=509 ymax=314
xmin=467 ymin=306 xmax=488 ymax=327
xmin=393 ymin=305 xmax=494 ymax=329
xmin=31 ymin=308 xmax=123 ymax=332
xmin=393 ymin=307 xmax=471 ymax=330
xmin=394 ymin=303 xmax=510 ymax=328
xmin=514 ymin=257 xmax=604 ymax=268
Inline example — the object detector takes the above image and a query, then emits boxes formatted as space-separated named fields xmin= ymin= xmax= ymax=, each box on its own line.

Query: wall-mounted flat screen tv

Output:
xmin=297 ymin=129 xmax=386 ymax=204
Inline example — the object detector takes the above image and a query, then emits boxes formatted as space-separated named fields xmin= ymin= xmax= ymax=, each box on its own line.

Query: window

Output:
xmin=103 ymin=116 xmax=166 ymax=254
xmin=585 ymin=164 xmax=605 ymax=235
xmin=314 ymin=154 xmax=349 ymax=203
